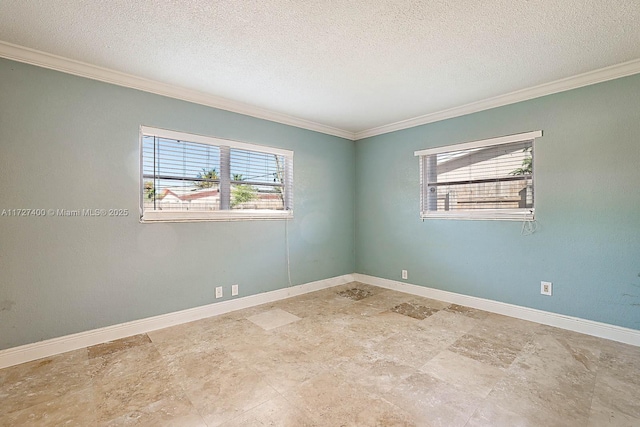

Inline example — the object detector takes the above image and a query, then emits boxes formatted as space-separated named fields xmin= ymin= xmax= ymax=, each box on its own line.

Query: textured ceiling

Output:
xmin=1 ymin=1 xmax=639 ymax=134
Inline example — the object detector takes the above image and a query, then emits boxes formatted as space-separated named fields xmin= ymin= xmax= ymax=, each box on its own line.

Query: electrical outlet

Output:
xmin=215 ymin=286 xmax=223 ymax=299
xmin=541 ymin=281 xmax=552 ymax=296
xmin=232 ymin=284 xmax=239 ymax=296
xmin=402 ymin=270 xmax=408 ymax=280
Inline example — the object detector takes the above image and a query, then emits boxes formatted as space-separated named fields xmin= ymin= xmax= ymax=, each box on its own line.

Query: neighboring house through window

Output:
xmin=140 ymin=126 xmax=293 ymax=222
xmin=414 ymin=131 xmax=542 ymax=220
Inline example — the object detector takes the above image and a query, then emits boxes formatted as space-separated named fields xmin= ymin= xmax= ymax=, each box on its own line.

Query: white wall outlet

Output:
xmin=401 ymin=270 xmax=408 ymax=280
xmin=231 ymin=284 xmax=239 ymax=296
xmin=215 ymin=286 xmax=223 ymax=299
xmin=541 ymin=281 xmax=552 ymax=296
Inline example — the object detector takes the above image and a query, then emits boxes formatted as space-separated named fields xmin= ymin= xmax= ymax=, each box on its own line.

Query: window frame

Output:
xmin=414 ymin=130 xmax=542 ymax=221
xmin=139 ymin=126 xmax=293 ymax=223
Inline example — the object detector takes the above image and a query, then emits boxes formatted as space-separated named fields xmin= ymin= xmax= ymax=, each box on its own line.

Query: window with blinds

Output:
xmin=414 ymin=131 xmax=541 ymax=220
xmin=140 ymin=126 xmax=293 ymax=222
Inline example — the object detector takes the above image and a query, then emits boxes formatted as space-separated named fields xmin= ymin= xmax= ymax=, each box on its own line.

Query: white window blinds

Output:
xmin=140 ymin=126 xmax=293 ymax=222
xmin=414 ymin=131 xmax=541 ymax=220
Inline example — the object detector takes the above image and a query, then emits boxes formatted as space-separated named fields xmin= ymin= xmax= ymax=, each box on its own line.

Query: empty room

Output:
xmin=1 ymin=1 xmax=639 ymax=426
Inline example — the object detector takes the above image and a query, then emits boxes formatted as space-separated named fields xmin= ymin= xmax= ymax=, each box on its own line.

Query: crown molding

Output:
xmin=0 ymin=41 xmax=355 ymax=141
xmin=2 ymin=41 xmax=639 ymax=142
xmin=354 ymin=58 xmax=640 ymax=140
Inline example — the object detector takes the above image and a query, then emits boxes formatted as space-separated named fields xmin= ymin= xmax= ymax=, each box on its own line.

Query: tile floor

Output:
xmin=1 ymin=282 xmax=639 ymax=426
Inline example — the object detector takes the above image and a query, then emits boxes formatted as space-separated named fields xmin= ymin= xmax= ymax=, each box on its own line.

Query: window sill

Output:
xmin=420 ymin=209 xmax=534 ymax=221
xmin=141 ymin=210 xmax=293 ymax=223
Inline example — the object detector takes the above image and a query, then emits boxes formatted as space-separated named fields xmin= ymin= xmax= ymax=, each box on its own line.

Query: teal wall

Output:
xmin=0 ymin=59 xmax=355 ymax=349
xmin=355 ymin=74 xmax=640 ymax=330
xmin=2 ymin=57 xmax=639 ymax=350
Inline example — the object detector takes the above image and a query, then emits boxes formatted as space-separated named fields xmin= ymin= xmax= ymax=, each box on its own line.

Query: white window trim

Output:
xmin=139 ymin=126 xmax=293 ymax=223
xmin=140 ymin=126 xmax=294 ymax=157
xmin=415 ymin=131 xmax=541 ymax=221
xmin=142 ymin=210 xmax=293 ymax=222
xmin=414 ymin=130 xmax=542 ymax=156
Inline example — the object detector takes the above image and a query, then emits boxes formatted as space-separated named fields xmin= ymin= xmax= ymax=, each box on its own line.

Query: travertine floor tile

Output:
xmin=147 ymin=320 xmax=211 ymax=355
xmin=598 ymin=339 xmax=640 ymax=386
xmin=99 ymin=395 xmax=206 ymax=427
xmin=1 ymin=282 xmax=638 ymax=427
xmin=468 ymin=314 xmax=539 ymax=351
xmin=268 ymin=313 xmax=385 ymax=367
xmin=374 ymin=329 xmax=444 ymax=368
xmin=337 ymin=286 xmax=374 ymax=301
xmin=0 ymin=386 xmax=96 ymax=427
xmin=465 ymin=402 xmax=534 ymax=427
xmin=385 ymin=371 xmax=482 ymax=427
xmin=420 ymin=309 xmax=480 ymax=334
xmin=180 ymin=358 xmax=279 ymax=427
xmin=332 ymin=281 xmax=382 ymax=296
xmin=337 ymin=355 xmax=417 ymax=395
xmin=284 ymin=372 xmax=415 ymax=426
xmin=259 ymin=357 xmax=329 ymax=394
xmin=591 ymin=371 xmax=640 ymax=419
xmin=220 ymin=395 xmax=317 ymax=427
xmin=247 ymin=308 xmax=301 ymax=330
xmin=274 ymin=293 xmax=355 ymax=318
xmin=409 ymin=296 xmax=452 ymax=311
xmin=587 ymin=401 xmax=640 ymax=427
xmin=266 ymin=314 xmax=332 ymax=348
xmin=90 ymin=340 xmax=164 ymax=382
xmin=538 ymin=324 xmax=607 ymax=351
xmin=443 ymin=304 xmax=489 ymax=320
xmin=509 ymin=332 xmax=598 ymax=391
xmin=420 ymin=350 xmax=505 ymax=398
xmin=195 ymin=317 xmax=274 ymax=354
xmin=391 ymin=302 xmax=440 ymax=319
xmin=93 ymin=364 xmax=186 ymax=423
xmin=373 ymin=309 xmax=425 ymax=331
xmin=448 ymin=333 xmax=521 ymax=369
xmin=483 ymin=369 xmax=592 ymax=427
xmin=0 ymin=349 xmax=90 ymax=414
xmin=324 ymin=312 xmax=400 ymax=346
xmin=345 ymin=288 xmax=416 ymax=316
xmin=88 ymin=334 xmax=152 ymax=359
xmin=164 ymin=345 xmax=231 ymax=387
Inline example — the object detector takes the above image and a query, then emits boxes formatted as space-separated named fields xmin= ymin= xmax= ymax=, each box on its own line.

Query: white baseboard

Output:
xmin=0 ymin=274 xmax=354 ymax=369
xmin=354 ymin=273 xmax=640 ymax=347
xmin=2 ymin=272 xmax=637 ymax=369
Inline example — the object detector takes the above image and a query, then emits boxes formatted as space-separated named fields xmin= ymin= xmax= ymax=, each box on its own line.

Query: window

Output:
xmin=140 ymin=126 xmax=293 ymax=222
xmin=414 ymin=131 xmax=541 ymax=220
